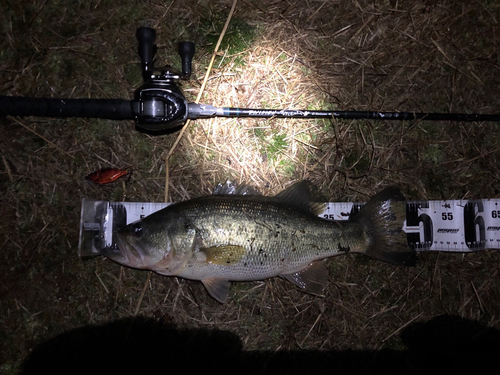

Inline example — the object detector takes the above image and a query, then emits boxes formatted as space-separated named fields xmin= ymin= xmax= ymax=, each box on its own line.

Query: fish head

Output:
xmin=110 ymin=213 xmax=197 ymax=275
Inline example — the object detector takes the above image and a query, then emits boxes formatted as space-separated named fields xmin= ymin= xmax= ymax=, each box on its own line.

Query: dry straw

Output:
xmin=1 ymin=1 xmax=500 ymax=371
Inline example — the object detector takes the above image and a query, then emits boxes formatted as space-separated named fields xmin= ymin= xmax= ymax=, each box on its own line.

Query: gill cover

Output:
xmin=113 ymin=210 xmax=198 ymax=275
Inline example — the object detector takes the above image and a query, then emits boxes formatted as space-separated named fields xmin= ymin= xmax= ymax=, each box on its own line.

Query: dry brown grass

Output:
xmin=1 ymin=0 xmax=500 ymax=372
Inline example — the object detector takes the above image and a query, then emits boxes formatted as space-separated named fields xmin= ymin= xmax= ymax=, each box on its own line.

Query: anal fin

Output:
xmin=201 ymin=278 xmax=230 ymax=303
xmin=281 ymin=260 xmax=328 ymax=295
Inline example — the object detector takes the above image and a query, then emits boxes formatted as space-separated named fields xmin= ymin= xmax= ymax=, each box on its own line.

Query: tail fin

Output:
xmin=353 ymin=187 xmax=417 ymax=266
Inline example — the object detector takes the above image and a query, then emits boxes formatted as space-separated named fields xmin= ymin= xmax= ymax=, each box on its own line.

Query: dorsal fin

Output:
xmin=234 ymin=183 xmax=261 ymax=196
xmin=213 ymin=180 xmax=261 ymax=195
xmin=275 ymin=181 xmax=326 ymax=216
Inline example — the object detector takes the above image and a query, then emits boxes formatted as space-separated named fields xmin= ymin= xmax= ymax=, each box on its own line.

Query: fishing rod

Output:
xmin=1 ymin=26 xmax=499 ymax=134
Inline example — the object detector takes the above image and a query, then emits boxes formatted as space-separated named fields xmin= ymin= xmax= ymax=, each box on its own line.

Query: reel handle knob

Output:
xmin=178 ymin=42 xmax=195 ymax=79
xmin=136 ymin=27 xmax=157 ymax=81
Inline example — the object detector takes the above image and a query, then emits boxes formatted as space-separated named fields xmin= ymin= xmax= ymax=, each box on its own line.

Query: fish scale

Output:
xmin=179 ymin=195 xmax=340 ymax=280
xmin=107 ymin=181 xmax=415 ymax=302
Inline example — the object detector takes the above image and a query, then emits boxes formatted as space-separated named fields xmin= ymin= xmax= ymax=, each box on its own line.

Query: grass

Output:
xmin=265 ymin=132 xmax=288 ymax=159
xmin=201 ymin=15 xmax=258 ymax=69
xmin=1 ymin=0 xmax=500 ymax=373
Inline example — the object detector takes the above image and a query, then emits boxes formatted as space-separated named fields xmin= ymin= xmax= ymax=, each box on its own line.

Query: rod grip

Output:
xmin=0 ymin=96 xmax=134 ymax=119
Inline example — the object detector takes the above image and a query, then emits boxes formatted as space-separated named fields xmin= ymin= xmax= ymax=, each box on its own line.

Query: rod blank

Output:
xmin=213 ymin=106 xmax=500 ymax=122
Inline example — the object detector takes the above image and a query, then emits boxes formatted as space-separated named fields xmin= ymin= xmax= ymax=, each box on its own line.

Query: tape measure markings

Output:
xmin=79 ymin=198 xmax=500 ymax=256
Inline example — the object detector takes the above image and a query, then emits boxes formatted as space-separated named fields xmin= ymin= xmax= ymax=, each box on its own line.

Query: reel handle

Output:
xmin=178 ymin=42 xmax=195 ymax=79
xmin=136 ymin=27 xmax=157 ymax=81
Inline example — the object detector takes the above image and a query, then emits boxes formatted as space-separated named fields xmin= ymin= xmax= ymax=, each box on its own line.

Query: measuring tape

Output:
xmin=78 ymin=198 xmax=499 ymax=257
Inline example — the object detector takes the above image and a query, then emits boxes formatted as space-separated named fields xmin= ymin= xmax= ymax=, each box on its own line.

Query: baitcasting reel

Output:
xmin=133 ymin=27 xmax=194 ymax=133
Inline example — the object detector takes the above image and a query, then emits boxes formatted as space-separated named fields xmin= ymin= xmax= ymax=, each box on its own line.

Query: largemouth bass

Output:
xmin=104 ymin=181 xmax=416 ymax=303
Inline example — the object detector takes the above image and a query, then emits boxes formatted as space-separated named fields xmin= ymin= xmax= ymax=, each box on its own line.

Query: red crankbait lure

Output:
xmin=85 ymin=168 xmax=131 ymax=185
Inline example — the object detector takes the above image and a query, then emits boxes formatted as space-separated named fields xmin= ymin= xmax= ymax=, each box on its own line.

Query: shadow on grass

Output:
xmin=21 ymin=315 xmax=500 ymax=375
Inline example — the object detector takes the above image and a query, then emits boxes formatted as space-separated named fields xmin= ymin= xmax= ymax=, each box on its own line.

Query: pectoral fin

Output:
xmin=201 ymin=278 xmax=230 ymax=303
xmin=281 ymin=260 xmax=328 ymax=295
xmin=201 ymin=245 xmax=246 ymax=265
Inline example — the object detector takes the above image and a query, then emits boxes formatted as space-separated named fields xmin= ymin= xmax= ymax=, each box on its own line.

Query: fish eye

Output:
xmin=131 ymin=223 xmax=142 ymax=237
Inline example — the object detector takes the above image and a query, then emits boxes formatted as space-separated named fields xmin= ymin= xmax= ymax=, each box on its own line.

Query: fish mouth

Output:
xmin=107 ymin=232 xmax=149 ymax=268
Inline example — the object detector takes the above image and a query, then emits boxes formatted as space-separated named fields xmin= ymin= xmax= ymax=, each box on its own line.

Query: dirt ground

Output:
xmin=1 ymin=0 xmax=500 ymax=373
